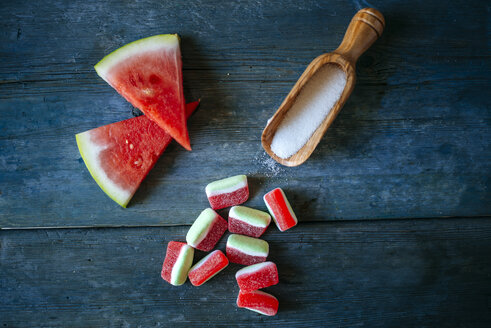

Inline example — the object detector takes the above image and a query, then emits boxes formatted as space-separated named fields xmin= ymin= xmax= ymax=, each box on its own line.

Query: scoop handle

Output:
xmin=334 ymin=8 xmax=385 ymax=64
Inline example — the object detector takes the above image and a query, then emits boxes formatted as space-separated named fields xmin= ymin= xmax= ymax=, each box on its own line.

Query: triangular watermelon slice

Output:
xmin=94 ymin=34 xmax=191 ymax=150
xmin=76 ymin=101 xmax=199 ymax=208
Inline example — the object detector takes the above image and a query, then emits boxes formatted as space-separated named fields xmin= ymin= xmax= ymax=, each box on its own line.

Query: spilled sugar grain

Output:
xmin=270 ymin=64 xmax=347 ymax=159
xmin=252 ymin=152 xmax=284 ymax=177
xmin=262 ymin=157 xmax=281 ymax=177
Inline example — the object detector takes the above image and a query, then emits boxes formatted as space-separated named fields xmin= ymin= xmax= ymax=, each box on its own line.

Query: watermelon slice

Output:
xmin=94 ymin=34 xmax=191 ymax=150
xmin=76 ymin=101 xmax=199 ymax=208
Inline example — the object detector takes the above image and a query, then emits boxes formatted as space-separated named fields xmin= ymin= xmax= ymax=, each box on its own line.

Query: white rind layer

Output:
xmin=235 ymin=262 xmax=272 ymax=278
xmin=94 ymin=34 xmax=179 ymax=83
xmin=170 ymin=244 xmax=193 ymax=286
xmin=264 ymin=188 xmax=298 ymax=231
xmin=239 ymin=290 xmax=278 ymax=316
xmin=227 ymin=245 xmax=267 ymax=257
xmin=264 ymin=201 xmax=275 ymax=223
xmin=249 ymin=290 xmax=275 ymax=298
xmin=245 ymin=307 xmax=271 ymax=316
xmin=206 ymin=183 xmax=245 ymax=197
xmin=76 ymin=131 xmax=131 ymax=207
xmin=227 ymin=235 xmax=269 ymax=257
xmin=205 ymin=175 xmax=247 ymax=197
xmin=189 ymin=250 xmax=228 ymax=286
xmin=186 ymin=208 xmax=216 ymax=248
xmin=189 ymin=250 xmax=219 ymax=273
xmin=186 ymin=223 xmax=212 ymax=248
xmin=263 ymin=197 xmax=283 ymax=231
xmin=229 ymin=206 xmax=271 ymax=228
xmin=279 ymin=188 xmax=298 ymax=225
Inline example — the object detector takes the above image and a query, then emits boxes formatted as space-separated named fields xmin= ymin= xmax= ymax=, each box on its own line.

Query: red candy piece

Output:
xmin=194 ymin=215 xmax=228 ymax=252
xmin=227 ymin=247 xmax=267 ymax=266
xmin=263 ymin=188 xmax=298 ymax=232
xmin=186 ymin=208 xmax=228 ymax=252
xmin=227 ymin=248 xmax=266 ymax=265
xmin=228 ymin=217 xmax=265 ymax=238
xmin=208 ymin=187 xmax=249 ymax=210
xmin=228 ymin=206 xmax=271 ymax=238
xmin=235 ymin=261 xmax=279 ymax=292
xmin=161 ymin=241 xmax=194 ymax=286
xmin=237 ymin=290 xmax=279 ymax=316
xmin=205 ymin=175 xmax=249 ymax=210
xmin=188 ymin=250 xmax=229 ymax=286
xmin=226 ymin=234 xmax=269 ymax=266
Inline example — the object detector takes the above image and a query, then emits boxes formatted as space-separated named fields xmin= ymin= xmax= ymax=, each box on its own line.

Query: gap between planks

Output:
xmin=1 ymin=214 xmax=490 ymax=231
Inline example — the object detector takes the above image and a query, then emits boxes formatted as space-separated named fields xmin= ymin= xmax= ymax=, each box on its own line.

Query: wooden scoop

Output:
xmin=262 ymin=8 xmax=385 ymax=166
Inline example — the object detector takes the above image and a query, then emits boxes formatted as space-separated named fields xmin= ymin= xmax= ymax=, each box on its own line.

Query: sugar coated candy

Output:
xmin=205 ymin=175 xmax=249 ymax=210
xmin=228 ymin=206 xmax=271 ymax=238
xmin=186 ymin=208 xmax=228 ymax=251
xmin=161 ymin=241 xmax=194 ymax=286
xmin=188 ymin=250 xmax=229 ymax=286
xmin=263 ymin=188 xmax=298 ymax=232
xmin=226 ymin=234 xmax=269 ymax=266
xmin=235 ymin=261 xmax=279 ymax=292
xmin=237 ymin=290 xmax=279 ymax=316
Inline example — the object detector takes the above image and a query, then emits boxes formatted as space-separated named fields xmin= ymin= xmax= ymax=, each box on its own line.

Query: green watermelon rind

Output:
xmin=76 ymin=132 xmax=132 ymax=208
xmin=94 ymin=34 xmax=180 ymax=82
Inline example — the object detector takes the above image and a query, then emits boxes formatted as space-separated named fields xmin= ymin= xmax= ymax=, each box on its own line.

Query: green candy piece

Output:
xmin=227 ymin=234 xmax=269 ymax=256
xmin=171 ymin=245 xmax=194 ymax=286
xmin=186 ymin=208 xmax=217 ymax=247
xmin=205 ymin=175 xmax=247 ymax=196
xmin=230 ymin=206 xmax=271 ymax=227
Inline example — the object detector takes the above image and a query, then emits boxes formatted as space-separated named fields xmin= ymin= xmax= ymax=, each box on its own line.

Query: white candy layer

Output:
xmin=245 ymin=307 xmax=270 ymax=316
xmin=170 ymin=244 xmax=193 ymax=286
xmin=264 ymin=188 xmax=298 ymax=231
xmin=239 ymin=290 xmax=278 ymax=316
xmin=206 ymin=175 xmax=247 ymax=197
xmin=229 ymin=206 xmax=271 ymax=228
xmin=186 ymin=208 xmax=217 ymax=248
xmin=227 ymin=235 xmax=269 ymax=257
xmin=279 ymin=188 xmax=298 ymax=225
xmin=189 ymin=250 xmax=219 ymax=273
xmin=235 ymin=261 xmax=272 ymax=278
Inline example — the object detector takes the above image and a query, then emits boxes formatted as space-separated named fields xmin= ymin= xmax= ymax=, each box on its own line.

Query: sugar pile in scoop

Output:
xmin=270 ymin=64 xmax=347 ymax=159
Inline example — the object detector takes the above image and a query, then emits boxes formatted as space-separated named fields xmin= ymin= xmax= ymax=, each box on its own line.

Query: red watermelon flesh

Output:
xmin=94 ymin=34 xmax=191 ymax=150
xmin=76 ymin=101 xmax=199 ymax=208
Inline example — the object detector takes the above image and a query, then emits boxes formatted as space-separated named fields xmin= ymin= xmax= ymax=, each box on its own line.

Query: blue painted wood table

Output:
xmin=1 ymin=0 xmax=490 ymax=326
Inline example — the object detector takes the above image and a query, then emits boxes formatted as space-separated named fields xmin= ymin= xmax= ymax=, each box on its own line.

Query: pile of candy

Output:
xmin=161 ymin=174 xmax=298 ymax=316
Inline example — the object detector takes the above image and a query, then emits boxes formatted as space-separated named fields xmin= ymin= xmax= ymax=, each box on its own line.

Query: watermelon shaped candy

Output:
xmin=94 ymin=34 xmax=191 ymax=150
xmin=76 ymin=101 xmax=199 ymax=208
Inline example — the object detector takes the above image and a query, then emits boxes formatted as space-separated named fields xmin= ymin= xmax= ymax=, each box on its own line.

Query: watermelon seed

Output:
xmin=142 ymin=88 xmax=153 ymax=96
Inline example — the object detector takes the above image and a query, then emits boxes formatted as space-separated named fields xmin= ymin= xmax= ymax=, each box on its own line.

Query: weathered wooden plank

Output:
xmin=1 ymin=218 xmax=490 ymax=327
xmin=0 ymin=0 xmax=490 ymax=227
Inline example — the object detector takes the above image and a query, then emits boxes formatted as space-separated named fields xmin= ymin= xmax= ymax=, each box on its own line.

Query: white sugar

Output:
xmin=270 ymin=64 xmax=347 ymax=159
xmin=253 ymin=151 xmax=283 ymax=177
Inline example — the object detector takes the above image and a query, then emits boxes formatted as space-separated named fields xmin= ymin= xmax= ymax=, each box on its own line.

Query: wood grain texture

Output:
xmin=1 ymin=218 xmax=491 ymax=327
xmin=0 ymin=0 xmax=490 ymax=227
